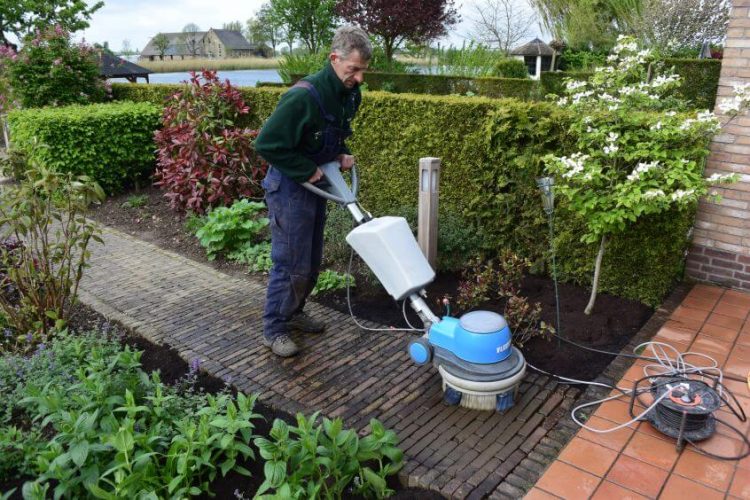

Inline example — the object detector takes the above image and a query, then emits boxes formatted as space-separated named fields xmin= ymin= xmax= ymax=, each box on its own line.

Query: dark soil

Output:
xmin=87 ymin=185 xmax=654 ymax=381
xmin=0 ymin=303 xmax=442 ymax=499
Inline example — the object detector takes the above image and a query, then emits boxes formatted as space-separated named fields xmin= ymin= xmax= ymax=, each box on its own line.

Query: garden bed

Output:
xmin=1 ymin=302 xmax=442 ymax=499
xmin=88 ymin=185 xmax=654 ymax=382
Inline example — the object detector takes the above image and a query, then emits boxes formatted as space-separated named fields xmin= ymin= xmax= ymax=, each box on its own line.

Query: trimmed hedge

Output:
xmin=112 ymin=83 xmax=700 ymax=306
xmin=8 ymin=101 xmax=161 ymax=193
xmin=662 ymin=59 xmax=722 ymax=110
xmin=539 ymin=59 xmax=721 ymax=110
xmin=291 ymin=72 xmax=540 ymax=100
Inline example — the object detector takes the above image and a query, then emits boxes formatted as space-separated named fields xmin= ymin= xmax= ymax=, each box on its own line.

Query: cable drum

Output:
xmin=646 ymin=378 xmax=722 ymax=445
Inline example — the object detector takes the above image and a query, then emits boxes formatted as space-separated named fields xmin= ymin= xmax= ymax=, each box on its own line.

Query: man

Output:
xmin=254 ymin=26 xmax=371 ymax=357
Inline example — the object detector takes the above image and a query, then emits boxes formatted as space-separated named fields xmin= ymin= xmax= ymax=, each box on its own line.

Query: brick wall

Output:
xmin=686 ymin=0 xmax=750 ymax=289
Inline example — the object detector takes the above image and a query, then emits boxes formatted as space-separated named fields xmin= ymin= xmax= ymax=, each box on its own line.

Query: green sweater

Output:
xmin=254 ymin=63 xmax=361 ymax=183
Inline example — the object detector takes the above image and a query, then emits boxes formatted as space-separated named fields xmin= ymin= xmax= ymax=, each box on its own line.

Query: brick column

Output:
xmin=686 ymin=0 xmax=750 ymax=289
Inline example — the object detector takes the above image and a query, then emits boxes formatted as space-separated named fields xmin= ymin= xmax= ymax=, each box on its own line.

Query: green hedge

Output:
xmin=8 ymin=101 xmax=161 ymax=194
xmin=539 ymin=59 xmax=721 ymax=110
xmin=112 ymin=83 xmax=700 ymax=306
xmin=662 ymin=59 xmax=722 ymax=110
xmin=291 ymin=72 xmax=540 ymax=100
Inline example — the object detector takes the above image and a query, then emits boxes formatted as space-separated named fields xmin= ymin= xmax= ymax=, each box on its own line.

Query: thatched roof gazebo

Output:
xmin=511 ymin=38 xmax=555 ymax=80
xmin=98 ymin=52 xmax=151 ymax=83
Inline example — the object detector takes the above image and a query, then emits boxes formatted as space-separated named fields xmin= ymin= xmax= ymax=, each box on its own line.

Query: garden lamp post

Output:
xmin=537 ymin=177 xmax=562 ymax=342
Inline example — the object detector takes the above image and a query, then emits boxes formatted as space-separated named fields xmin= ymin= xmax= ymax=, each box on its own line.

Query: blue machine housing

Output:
xmin=427 ymin=311 xmax=512 ymax=364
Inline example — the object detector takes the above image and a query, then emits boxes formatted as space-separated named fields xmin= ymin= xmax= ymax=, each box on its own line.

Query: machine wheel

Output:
xmin=408 ymin=338 xmax=433 ymax=365
xmin=443 ymin=386 xmax=462 ymax=406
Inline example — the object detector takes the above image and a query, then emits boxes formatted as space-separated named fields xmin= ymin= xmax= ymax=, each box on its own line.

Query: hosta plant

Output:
xmin=153 ymin=70 xmax=268 ymax=213
xmin=311 ymin=269 xmax=355 ymax=296
xmin=194 ymin=199 xmax=269 ymax=260
xmin=545 ymin=36 xmax=745 ymax=314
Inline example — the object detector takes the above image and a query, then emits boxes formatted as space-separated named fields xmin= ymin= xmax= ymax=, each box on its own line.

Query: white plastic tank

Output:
xmin=345 ymin=216 xmax=435 ymax=300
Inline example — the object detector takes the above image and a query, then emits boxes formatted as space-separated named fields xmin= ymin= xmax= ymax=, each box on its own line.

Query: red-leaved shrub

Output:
xmin=153 ymin=70 xmax=267 ymax=213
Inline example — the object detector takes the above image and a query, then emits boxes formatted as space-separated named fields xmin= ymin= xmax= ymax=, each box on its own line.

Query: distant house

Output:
xmin=140 ymin=29 xmax=258 ymax=61
xmin=511 ymin=39 xmax=555 ymax=80
xmin=203 ymin=29 xmax=255 ymax=58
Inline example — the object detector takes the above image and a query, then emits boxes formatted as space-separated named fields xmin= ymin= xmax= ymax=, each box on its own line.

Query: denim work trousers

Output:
xmin=262 ymin=167 xmax=327 ymax=341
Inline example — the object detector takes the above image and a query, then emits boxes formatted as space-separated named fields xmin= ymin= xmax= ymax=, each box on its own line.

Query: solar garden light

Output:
xmin=536 ymin=177 xmax=562 ymax=341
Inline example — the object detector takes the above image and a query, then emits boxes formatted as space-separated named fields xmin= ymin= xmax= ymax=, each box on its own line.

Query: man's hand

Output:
xmin=337 ymin=154 xmax=355 ymax=171
xmin=308 ymin=167 xmax=324 ymax=183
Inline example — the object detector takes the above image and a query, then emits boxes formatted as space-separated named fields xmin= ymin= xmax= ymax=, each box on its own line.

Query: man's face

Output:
xmin=330 ymin=50 xmax=369 ymax=89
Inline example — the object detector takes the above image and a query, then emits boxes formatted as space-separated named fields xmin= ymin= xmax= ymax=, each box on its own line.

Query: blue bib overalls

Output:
xmin=261 ymin=81 xmax=353 ymax=342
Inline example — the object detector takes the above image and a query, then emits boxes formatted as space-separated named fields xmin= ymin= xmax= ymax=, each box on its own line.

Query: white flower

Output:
xmin=671 ymin=189 xmax=695 ymax=201
xmin=643 ymin=189 xmax=665 ymax=199
xmin=607 ymin=132 xmax=619 ymax=142
xmin=627 ymin=161 xmax=660 ymax=181
xmin=637 ymin=49 xmax=651 ymax=59
xmin=587 ymin=126 xmax=594 ymax=133
xmin=583 ymin=116 xmax=593 ymax=124
xmin=620 ymin=85 xmax=638 ymax=96
xmin=707 ymin=173 xmax=736 ymax=183
xmin=666 ymin=111 xmax=677 ymax=117
xmin=603 ymin=144 xmax=619 ymax=155
xmin=697 ymin=110 xmax=715 ymax=122
xmin=566 ymin=80 xmax=587 ymax=91
xmin=719 ymin=97 xmax=742 ymax=114
xmin=608 ymin=104 xmax=620 ymax=111
xmin=651 ymin=121 xmax=663 ymax=131
xmin=557 ymin=97 xmax=569 ymax=106
xmin=572 ymin=90 xmax=594 ymax=104
xmin=680 ymin=119 xmax=696 ymax=130
xmin=559 ymin=152 xmax=590 ymax=178
xmin=607 ymin=54 xmax=618 ymax=62
xmin=650 ymin=75 xmax=679 ymax=88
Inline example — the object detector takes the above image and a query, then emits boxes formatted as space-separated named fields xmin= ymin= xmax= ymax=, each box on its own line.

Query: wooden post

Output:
xmin=418 ymin=157 xmax=440 ymax=269
xmin=0 ymin=114 xmax=9 ymax=150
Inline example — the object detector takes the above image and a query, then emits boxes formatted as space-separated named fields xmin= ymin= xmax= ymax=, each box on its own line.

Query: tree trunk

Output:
xmin=551 ymin=51 xmax=557 ymax=71
xmin=584 ymin=234 xmax=607 ymax=315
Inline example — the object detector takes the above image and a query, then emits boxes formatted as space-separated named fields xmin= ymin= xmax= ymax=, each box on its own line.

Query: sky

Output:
xmin=71 ymin=0 xmax=543 ymax=54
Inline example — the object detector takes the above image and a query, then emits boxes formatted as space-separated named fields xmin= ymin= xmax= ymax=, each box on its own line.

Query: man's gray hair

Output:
xmin=331 ymin=25 xmax=372 ymax=61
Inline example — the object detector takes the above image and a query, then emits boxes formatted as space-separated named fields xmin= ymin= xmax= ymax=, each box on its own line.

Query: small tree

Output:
xmin=269 ymin=0 xmax=337 ymax=53
xmin=152 ymin=32 xmax=170 ymax=59
xmin=544 ymin=36 xmax=744 ymax=314
xmin=0 ymin=0 xmax=103 ymax=48
xmin=0 ymin=25 xmax=105 ymax=108
xmin=634 ymin=0 xmax=729 ymax=54
xmin=337 ymin=0 xmax=460 ymax=64
xmin=180 ymin=23 xmax=202 ymax=57
xmin=467 ymin=0 xmax=536 ymax=55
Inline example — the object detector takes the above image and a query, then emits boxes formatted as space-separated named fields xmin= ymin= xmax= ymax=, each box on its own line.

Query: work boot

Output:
xmin=287 ymin=311 xmax=326 ymax=333
xmin=263 ymin=334 xmax=300 ymax=357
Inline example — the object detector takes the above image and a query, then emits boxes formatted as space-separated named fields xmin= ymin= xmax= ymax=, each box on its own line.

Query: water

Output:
xmin=110 ymin=68 xmax=283 ymax=87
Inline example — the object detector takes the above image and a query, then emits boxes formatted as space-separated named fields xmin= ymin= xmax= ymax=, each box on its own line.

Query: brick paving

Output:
xmin=79 ymin=225 xmax=572 ymax=498
xmin=77 ymin=225 xmax=685 ymax=498
xmin=528 ymin=284 xmax=750 ymax=499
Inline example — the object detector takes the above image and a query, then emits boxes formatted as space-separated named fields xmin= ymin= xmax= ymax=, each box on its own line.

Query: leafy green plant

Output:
xmin=2 ymin=331 xmax=261 ymax=498
xmin=278 ymin=52 xmax=328 ymax=83
xmin=228 ymin=241 xmax=272 ymax=272
xmin=492 ymin=58 xmax=529 ymax=79
xmin=254 ymin=413 xmax=403 ymax=499
xmin=0 ymin=25 xmax=106 ymax=108
xmin=0 ymin=160 xmax=104 ymax=346
xmin=184 ymin=212 xmax=207 ymax=234
xmin=432 ymin=41 xmax=500 ymax=77
xmin=121 ymin=194 xmax=148 ymax=209
xmin=194 ymin=199 xmax=269 ymax=260
xmin=545 ymin=36 xmax=742 ymax=314
xmin=312 ymin=269 xmax=355 ymax=296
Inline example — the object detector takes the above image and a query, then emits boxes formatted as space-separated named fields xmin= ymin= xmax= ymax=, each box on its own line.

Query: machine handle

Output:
xmin=302 ymin=161 xmax=359 ymax=205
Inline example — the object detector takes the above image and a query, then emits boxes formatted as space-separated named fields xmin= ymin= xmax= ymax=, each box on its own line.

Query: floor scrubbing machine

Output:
xmin=305 ymin=161 xmax=526 ymax=411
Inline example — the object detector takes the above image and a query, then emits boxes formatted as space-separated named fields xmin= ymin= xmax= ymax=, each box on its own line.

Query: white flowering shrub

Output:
xmin=544 ymin=36 xmax=743 ymax=314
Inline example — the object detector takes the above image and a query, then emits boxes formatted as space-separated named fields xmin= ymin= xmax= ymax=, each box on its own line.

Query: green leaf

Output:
xmin=70 ymin=441 xmax=89 ymax=467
